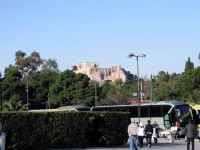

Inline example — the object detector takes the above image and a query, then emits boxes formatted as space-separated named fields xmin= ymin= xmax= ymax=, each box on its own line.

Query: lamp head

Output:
xmin=18 ymin=70 xmax=23 ymax=73
xmin=133 ymin=92 xmax=137 ymax=97
xmin=28 ymin=69 xmax=32 ymax=73
xmin=140 ymin=91 xmax=145 ymax=96
xmin=127 ymin=53 xmax=135 ymax=58
xmin=141 ymin=54 xmax=146 ymax=57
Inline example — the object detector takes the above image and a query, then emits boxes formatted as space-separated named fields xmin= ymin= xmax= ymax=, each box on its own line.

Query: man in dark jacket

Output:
xmin=185 ymin=119 xmax=195 ymax=150
xmin=145 ymin=120 xmax=153 ymax=148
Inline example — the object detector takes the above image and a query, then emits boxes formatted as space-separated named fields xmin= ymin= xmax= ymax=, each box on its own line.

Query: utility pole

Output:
xmin=48 ymin=92 xmax=50 ymax=109
xmin=127 ymin=53 xmax=146 ymax=124
xmin=18 ymin=69 xmax=32 ymax=111
xmin=151 ymin=74 xmax=154 ymax=102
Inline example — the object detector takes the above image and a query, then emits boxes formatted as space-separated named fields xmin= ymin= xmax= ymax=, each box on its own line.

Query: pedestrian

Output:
xmin=175 ymin=121 xmax=181 ymax=140
xmin=152 ymin=121 xmax=159 ymax=144
xmin=185 ymin=135 xmax=187 ymax=142
xmin=137 ymin=122 xmax=145 ymax=148
xmin=185 ymin=119 xmax=195 ymax=150
xmin=0 ymin=123 xmax=6 ymax=150
xmin=136 ymin=122 xmax=139 ymax=147
xmin=144 ymin=120 xmax=153 ymax=148
xmin=128 ymin=120 xmax=139 ymax=150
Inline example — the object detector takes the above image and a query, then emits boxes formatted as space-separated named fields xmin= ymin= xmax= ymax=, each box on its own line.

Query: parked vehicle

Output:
xmin=91 ymin=100 xmax=193 ymax=137
xmin=190 ymin=104 xmax=200 ymax=129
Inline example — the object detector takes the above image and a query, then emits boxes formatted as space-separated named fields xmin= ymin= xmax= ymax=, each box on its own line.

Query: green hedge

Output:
xmin=0 ymin=111 xmax=130 ymax=150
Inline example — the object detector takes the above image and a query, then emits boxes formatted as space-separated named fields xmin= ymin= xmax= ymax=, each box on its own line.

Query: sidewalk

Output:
xmin=50 ymin=138 xmax=200 ymax=150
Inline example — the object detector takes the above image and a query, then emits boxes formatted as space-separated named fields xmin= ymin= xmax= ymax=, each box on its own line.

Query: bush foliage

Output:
xmin=0 ymin=111 xmax=130 ymax=150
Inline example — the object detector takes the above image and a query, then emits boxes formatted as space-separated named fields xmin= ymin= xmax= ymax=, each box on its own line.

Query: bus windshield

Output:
xmin=175 ymin=104 xmax=193 ymax=126
xmin=191 ymin=106 xmax=200 ymax=129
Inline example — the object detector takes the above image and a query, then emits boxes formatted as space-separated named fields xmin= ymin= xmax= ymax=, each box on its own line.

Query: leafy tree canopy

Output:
xmin=41 ymin=58 xmax=60 ymax=73
xmin=5 ymin=50 xmax=43 ymax=74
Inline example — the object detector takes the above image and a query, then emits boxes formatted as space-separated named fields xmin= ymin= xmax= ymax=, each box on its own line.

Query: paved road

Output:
xmin=50 ymin=138 xmax=200 ymax=150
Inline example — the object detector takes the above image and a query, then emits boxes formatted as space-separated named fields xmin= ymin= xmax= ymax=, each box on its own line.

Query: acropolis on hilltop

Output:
xmin=72 ymin=62 xmax=133 ymax=85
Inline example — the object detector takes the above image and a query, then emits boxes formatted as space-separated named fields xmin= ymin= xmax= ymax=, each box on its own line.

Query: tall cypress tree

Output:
xmin=185 ymin=57 xmax=194 ymax=72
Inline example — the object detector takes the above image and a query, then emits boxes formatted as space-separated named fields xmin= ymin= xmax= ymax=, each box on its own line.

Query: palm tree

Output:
xmin=3 ymin=101 xmax=26 ymax=111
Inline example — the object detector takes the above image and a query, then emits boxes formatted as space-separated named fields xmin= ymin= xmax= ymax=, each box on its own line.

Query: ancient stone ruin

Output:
xmin=72 ymin=62 xmax=133 ymax=85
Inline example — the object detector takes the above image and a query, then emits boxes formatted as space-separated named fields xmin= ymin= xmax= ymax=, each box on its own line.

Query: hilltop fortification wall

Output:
xmin=72 ymin=62 xmax=132 ymax=85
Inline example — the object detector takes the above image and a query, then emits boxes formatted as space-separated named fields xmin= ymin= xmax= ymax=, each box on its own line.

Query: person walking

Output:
xmin=152 ymin=121 xmax=159 ymax=144
xmin=145 ymin=120 xmax=153 ymax=148
xmin=0 ymin=123 xmax=6 ymax=150
xmin=137 ymin=122 xmax=145 ymax=148
xmin=175 ymin=121 xmax=181 ymax=140
xmin=128 ymin=120 xmax=139 ymax=150
xmin=185 ymin=119 xmax=195 ymax=150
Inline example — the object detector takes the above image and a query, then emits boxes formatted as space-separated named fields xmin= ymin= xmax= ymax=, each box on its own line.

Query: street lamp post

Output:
xmin=127 ymin=53 xmax=146 ymax=123
xmin=18 ymin=69 xmax=32 ymax=111
xmin=140 ymin=91 xmax=145 ymax=102
xmin=133 ymin=90 xmax=145 ymax=123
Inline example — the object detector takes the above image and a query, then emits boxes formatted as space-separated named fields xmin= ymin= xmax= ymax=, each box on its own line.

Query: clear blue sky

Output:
xmin=1 ymin=0 xmax=200 ymax=78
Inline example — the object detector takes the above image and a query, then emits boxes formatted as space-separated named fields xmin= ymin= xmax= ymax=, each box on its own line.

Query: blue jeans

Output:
xmin=153 ymin=137 xmax=157 ymax=143
xmin=129 ymin=136 xmax=138 ymax=150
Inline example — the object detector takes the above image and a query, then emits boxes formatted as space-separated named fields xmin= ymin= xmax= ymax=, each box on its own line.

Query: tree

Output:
xmin=15 ymin=50 xmax=27 ymax=70
xmin=26 ymin=71 xmax=58 ymax=109
xmin=15 ymin=50 xmax=43 ymax=71
xmin=3 ymin=101 xmax=26 ymax=111
xmin=154 ymin=82 xmax=179 ymax=101
xmin=154 ymin=71 xmax=170 ymax=86
xmin=143 ymin=79 xmax=151 ymax=100
xmin=49 ymin=70 xmax=93 ymax=107
xmin=4 ymin=64 xmax=17 ymax=74
xmin=185 ymin=57 xmax=194 ymax=72
xmin=2 ymin=69 xmax=24 ymax=103
xmin=99 ymin=79 xmax=135 ymax=105
xmin=99 ymin=82 xmax=116 ymax=105
xmin=4 ymin=50 xmax=43 ymax=74
xmin=179 ymin=67 xmax=200 ymax=103
xmin=24 ymin=51 xmax=43 ymax=71
xmin=41 ymin=58 xmax=60 ymax=73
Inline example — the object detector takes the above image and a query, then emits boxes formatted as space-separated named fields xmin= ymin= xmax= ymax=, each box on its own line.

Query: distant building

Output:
xmin=72 ymin=62 xmax=133 ymax=85
xmin=130 ymin=100 xmax=152 ymax=105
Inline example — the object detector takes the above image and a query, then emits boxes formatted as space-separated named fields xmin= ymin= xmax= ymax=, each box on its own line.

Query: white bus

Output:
xmin=91 ymin=100 xmax=193 ymax=137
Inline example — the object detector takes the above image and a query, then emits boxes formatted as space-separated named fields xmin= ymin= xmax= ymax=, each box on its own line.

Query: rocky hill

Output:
xmin=72 ymin=62 xmax=133 ymax=85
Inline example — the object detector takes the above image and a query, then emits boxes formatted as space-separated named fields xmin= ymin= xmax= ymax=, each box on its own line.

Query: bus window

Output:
xmin=197 ymin=111 xmax=200 ymax=126
xmin=192 ymin=109 xmax=197 ymax=122
xmin=164 ymin=113 xmax=171 ymax=129
xmin=150 ymin=106 xmax=162 ymax=117
xmin=163 ymin=105 xmax=172 ymax=115
xmin=118 ymin=108 xmax=128 ymax=112
xmin=141 ymin=107 xmax=148 ymax=117
xmin=110 ymin=108 xmax=118 ymax=111
xmin=129 ymin=107 xmax=138 ymax=117
xmin=170 ymin=108 xmax=177 ymax=126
